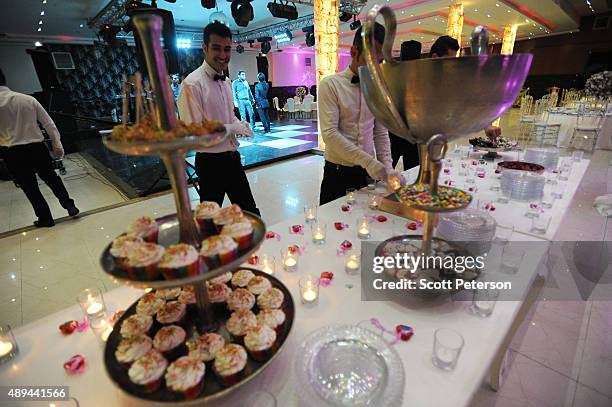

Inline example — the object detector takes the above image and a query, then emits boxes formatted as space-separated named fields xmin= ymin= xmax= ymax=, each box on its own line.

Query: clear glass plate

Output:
xmin=296 ymin=324 xmax=405 ymax=407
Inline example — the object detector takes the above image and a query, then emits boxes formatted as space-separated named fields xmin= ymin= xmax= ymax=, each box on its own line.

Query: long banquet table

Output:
xmin=0 ymin=157 xmax=590 ymax=407
xmin=548 ymin=111 xmax=612 ymax=150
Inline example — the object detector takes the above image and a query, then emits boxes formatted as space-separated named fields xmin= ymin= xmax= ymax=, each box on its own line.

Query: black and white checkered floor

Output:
xmin=81 ymin=120 xmax=319 ymax=197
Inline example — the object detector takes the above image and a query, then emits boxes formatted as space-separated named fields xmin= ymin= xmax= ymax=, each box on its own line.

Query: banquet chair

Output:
xmin=283 ymin=97 xmax=296 ymax=119
xmin=519 ymin=95 xmax=535 ymax=141
xmin=569 ymin=113 xmax=604 ymax=152
xmin=301 ymin=94 xmax=314 ymax=119
xmin=273 ymin=97 xmax=283 ymax=120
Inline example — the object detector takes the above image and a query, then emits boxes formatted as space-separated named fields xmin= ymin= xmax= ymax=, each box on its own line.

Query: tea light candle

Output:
xmin=0 ymin=340 xmax=13 ymax=358
xmin=357 ymin=217 xmax=370 ymax=239
xmin=280 ymin=249 xmax=298 ymax=272
xmin=346 ymin=188 xmax=356 ymax=205
xmin=345 ymin=254 xmax=360 ymax=274
xmin=304 ymin=205 xmax=317 ymax=224
xmin=302 ymin=286 xmax=317 ymax=303
xmin=368 ymin=193 xmax=382 ymax=210
xmin=311 ymin=223 xmax=326 ymax=245
xmin=259 ymin=254 xmax=276 ymax=275
xmin=300 ymin=275 xmax=320 ymax=305
xmin=87 ymin=301 xmax=103 ymax=316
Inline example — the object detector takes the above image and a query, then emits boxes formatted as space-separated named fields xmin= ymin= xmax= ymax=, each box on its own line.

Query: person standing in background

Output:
xmin=389 ymin=40 xmax=421 ymax=171
xmin=429 ymin=35 xmax=502 ymax=141
xmin=178 ymin=23 xmax=260 ymax=215
xmin=232 ymin=70 xmax=256 ymax=129
xmin=317 ymin=23 xmax=402 ymax=205
xmin=0 ymin=68 xmax=79 ymax=227
xmin=254 ymin=72 xmax=271 ymax=133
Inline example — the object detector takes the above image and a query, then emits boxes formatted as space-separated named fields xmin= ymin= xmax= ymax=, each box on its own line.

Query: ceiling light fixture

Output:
xmin=35 ymin=41 xmax=42 ymax=46
xmin=267 ymin=0 xmax=298 ymax=20
xmin=40 ymin=11 xmax=45 ymax=15
xmin=258 ymin=36 xmax=273 ymax=54
xmin=350 ymin=17 xmax=361 ymax=30
xmin=176 ymin=38 xmax=191 ymax=49
xmin=37 ymin=27 xmax=41 ymax=31
xmin=273 ymin=28 xmax=293 ymax=43
xmin=231 ymin=0 xmax=254 ymax=27
xmin=209 ymin=10 xmax=229 ymax=25
xmin=303 ymin=25 xmax=315 ymax=47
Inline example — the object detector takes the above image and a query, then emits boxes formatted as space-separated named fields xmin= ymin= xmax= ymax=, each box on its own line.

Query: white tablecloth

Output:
xmin=548 ymin=112 xmax=612 ymax=150
xmin=403 ymin=153 xmax=590 ymax=241
xmin=0 ymin=193 xmax=556 ymax=407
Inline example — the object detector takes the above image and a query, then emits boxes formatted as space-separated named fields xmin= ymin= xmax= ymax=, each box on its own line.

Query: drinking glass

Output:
xmin=494 ymin=223 xmax=514 ymax=245
xmin=552 ymin=181 xmax=567 ymax=199
xmin=531 ymin=213 xmax=552 ymax=234
xmin=346 ymin=188 xmax=357 ymax=205
xmin=432 ymin=328 xmax=464 ymax=371
xmin=470 ymin=288 xmax=500 ymax=317
xmin=501 ymin=246 xmax=525 ymax=274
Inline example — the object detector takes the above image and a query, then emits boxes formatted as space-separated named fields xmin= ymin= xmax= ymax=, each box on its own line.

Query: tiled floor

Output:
xmin=0 ymin=153 xmax=128 ymax=234
xmin=0 ymin=109 xmax=611 ymax=406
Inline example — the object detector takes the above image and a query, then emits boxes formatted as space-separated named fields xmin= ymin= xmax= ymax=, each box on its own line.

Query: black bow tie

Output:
xmin=351 ymin=75 xmax=360 ymax=84
xmin=214 ymin=74 xmax=227 ymax=81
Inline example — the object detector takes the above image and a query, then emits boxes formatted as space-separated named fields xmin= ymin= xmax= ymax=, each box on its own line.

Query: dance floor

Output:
xmin=80 ymin=120 xmax=319 ymax=198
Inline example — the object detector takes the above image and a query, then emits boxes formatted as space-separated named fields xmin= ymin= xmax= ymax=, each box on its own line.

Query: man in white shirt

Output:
xmin=232 ymin=71 xmax=256 ymax=129
xmin=178 ymin=22 xmax=260 ymax=215
xmin=0 ymin=69 xmax=79 ymax=227
xmin=318 ymin=23 xmax=396 ymax=205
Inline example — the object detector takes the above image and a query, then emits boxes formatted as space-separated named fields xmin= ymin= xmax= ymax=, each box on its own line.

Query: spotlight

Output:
xmin=302 ymin=25 xmax=315 ymax=47
xmin=273 ymin=29 xmax=292 ymax=44
xmin=231 ymin=0 xmax=254 ymax=27
xmin=34 ymin=41 xmax=43 ymax=47
xmin=201 ymin=0 xmax=215 ymax=8
xmin=176 ymin=38 xmax=191 ymax=49
xmin=267 ymin=0 xmax=298 ymax=20
xmin=339 ymin=12 xmax=352 ymax=22
xmin=350 ymin=18 xmax=361 ymax=30
xmin=209 ymin=11 xmax=228 ymax=25
xmin=248 ymin=39 xmax=255 ymax=47
xmin=236 ymin=44 xmax=244 ymax=53
xmin=261 ymin=39 xmax=271 ymax=54
xmin=305 ymin=32 xmax=315 ymax=47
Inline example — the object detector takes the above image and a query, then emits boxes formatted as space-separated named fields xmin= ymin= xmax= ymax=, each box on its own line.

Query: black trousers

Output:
xmin=256 ymin=106 xmax=271 ymax=131
xmin=195 ymin=151 xmax=260 ymax=216
xmin=320 ymin=161 xmax=369 ymax=205
xmin=3 ymin=142 xmax=74 ymax=222
xmin=390 ymin=133 xmax=420 ymax=170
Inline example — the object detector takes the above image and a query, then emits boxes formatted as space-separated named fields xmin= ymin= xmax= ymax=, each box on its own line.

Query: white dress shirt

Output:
xmin=177 ymin=61 xmax=239 ymax=153
xmin=318 ymin=67 xmax=392 ymax=169
xmin=0 ymin=86 xmax=62 ymax=148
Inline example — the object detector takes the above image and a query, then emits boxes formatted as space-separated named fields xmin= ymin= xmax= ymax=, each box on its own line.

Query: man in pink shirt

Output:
xmin=178 ymin=22 xmax=260 ymax=215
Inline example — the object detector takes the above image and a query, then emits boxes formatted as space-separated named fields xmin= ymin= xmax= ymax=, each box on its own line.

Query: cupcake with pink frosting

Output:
xmin=194 ymin=201 xmax=220 ymax=236
xmin=187 ymin=332 xmax=225 ymax=363
xmin=156 ymin=301 xmax=187 ymax=327
xmin=213 ymin=344 xmax=248 ymax=386
xmin=127 ymin=216 xmax=159 ymax=243
xmin=158 ymin=244 xmax=201 ymax=280
xmin=244 ymin=323 xmax=277 ymax=361
xmin=110 ymin=235 xmax=144 ymax=260
xmin=128 ymin=349 xmax=168 ymax=393
xmin=165 ymin=356 xmax=205 ymax=400
xmin=220 ymin=219 xmax=253 ymax=250
xmin=153 ymin=325 xmax=186 ymax=361
xmin=118 ymin=242 xmax=165 ymax=280
xmin=199 ymin=235 xmax=238 ymax=268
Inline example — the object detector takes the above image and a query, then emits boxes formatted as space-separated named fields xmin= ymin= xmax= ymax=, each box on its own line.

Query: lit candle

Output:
xmin=284 ymin=257 xmax=297 ymax=268
xmin=304 ymin=206 xmax=316 ymax=223
xmin=311 ymin=223 xmax=326 ymax=245
xmin=368 ymin=193 xmax=381 ymax=210
xmin=260 ymin=254 xmax=276 ymax=275
xmin=346 ymin=188 xmax=356 ymax=205
xmin=357 ymin=217 xmax=370 ymax=239
xmin=302 ymin=287 xmax=317 ymax=303
xmin=345 ymin=255 xmax=360 ymax=274
xmin=0 ymin=340 xmax=14 ymax=357
xmin=280 ymin=249 xmax=298 ymax=272
xmin=87 ymin=301 xmax=103 ymax=316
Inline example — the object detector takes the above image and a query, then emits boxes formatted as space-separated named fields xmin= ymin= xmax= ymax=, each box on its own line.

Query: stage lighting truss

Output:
xmin=273 ymin=29 xmax=293 ymax=44
xmin=339 ymin=0 xmax=367 ymax=16
xmin=233 ymin=13 xmax=313 ymax=44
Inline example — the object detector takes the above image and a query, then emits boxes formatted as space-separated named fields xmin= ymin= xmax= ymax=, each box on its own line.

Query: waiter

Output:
xmin=231 ymin=70 xmax=256 ymax=129
xmin=0 ymin=69 xmax=79 ymax=227
xmin=430 ymin=35 xmax=502 ymax=141
xmin=318 ymin=23 xmax=399 ymax=205
xmin=178 ymin=22 xmax=260 ymax=215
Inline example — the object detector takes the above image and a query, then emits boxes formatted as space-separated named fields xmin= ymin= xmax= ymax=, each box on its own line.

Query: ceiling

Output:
xmin=0 ymin=0 xmax=313 ymax=43
xmin=338 ymin=0 xmax=610 ymax=51
xmin=0 ymin=0 xmax=609 ymax=51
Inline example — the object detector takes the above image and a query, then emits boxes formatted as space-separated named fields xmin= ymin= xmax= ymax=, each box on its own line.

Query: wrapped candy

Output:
xmin=265 ymin=231 xmax=281 ymax=241
xmin=59 ymin=320 xmax=78 ymax=335
xmin=334 ymin=222 xmax=349 ymax=231
xmin=319 ymin=272 xmax=334 ymax=287
xmin=395 ymin=325 xmax=414 ymax=341
xmin=289 ymin=225 xmax=304 ymax=235
xmin=63 ymin=354 xmax=86 ymax=374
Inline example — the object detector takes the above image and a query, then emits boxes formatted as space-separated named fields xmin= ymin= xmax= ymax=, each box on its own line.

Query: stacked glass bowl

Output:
xmin=523 ymin=147 xmax=560 ymax=169
xmin=499 ymin=169 xmax=545 ymax=201
xmin=436 ymin=209 xmax=497 ymax=255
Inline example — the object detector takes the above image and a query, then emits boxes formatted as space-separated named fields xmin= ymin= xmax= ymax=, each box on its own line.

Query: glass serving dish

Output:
xmin=296 ymin=324 xmax=404 ymax=407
